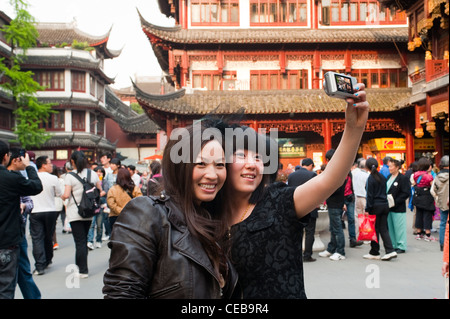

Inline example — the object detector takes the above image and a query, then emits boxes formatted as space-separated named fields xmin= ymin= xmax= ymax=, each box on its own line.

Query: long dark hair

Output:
xmin=116 ymin=168 xmax=135 ymax=193
xmin=71 ymin=150 xmax=88 ymax=173
xmin=162 ymin=123 xmax=228 ymax=282
xmin=366 ymin=157 xmax=383 ymax=183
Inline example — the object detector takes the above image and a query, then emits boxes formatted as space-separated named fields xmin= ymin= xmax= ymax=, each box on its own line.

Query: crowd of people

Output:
xmin=0 ymin=142 xmax=162 ymax=299
xmin=1 ymin=81 xmax=448 ymax=299
xmin=284 ymin=154 xmax=448 ymax=265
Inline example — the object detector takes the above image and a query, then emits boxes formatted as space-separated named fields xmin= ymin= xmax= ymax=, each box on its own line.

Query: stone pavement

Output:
xmin=304 ymin=211 xmax=446 ymax=299
xmin=14 ymin=211 xmax=447 ymax=299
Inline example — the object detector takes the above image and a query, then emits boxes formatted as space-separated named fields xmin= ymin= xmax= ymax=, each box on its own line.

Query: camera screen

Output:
xmin=334 ymin=74 xmax=353 ymax=94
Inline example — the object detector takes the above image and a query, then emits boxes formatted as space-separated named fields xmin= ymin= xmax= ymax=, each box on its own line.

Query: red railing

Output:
xmin=409 ymin=67 xmax=426 ymax=84
xmin=426 ymin=59 xmax=449 ymax=82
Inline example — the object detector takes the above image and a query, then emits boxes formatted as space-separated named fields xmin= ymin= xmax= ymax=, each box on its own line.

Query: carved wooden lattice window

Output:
xmin=34 ymin=70 xmax=65 ymax=91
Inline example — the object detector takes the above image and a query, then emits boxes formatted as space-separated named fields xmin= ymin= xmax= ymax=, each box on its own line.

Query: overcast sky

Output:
xmin=0 ymin=0 xmax=175 ymax=88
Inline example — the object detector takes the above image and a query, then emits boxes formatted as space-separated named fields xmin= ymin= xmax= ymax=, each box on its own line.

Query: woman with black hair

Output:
xmin=363 ymin=157 xmax=397 ymax=261
xmin=386 ymin=158 xmax=411 ymax=254
xmin=106 ymin=168 xmax=142 ymax=229
xmin=61 ymin=151 xmax=105 ymax=278
xmin=223 ymin=83 xmax=369 ymax=298
xmin=103 ymin=123 xmax=238 ymax=299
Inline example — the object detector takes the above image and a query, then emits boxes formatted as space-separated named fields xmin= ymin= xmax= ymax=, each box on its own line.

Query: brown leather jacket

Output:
xmin=103 ymin=194 xmax=239 ymax=299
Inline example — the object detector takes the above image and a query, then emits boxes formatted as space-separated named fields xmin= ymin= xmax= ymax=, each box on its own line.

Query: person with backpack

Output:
xmin=61 ymin=151 xmax=105 ymax=278
xmin=106 ymin=168 xmax=142 ymax=229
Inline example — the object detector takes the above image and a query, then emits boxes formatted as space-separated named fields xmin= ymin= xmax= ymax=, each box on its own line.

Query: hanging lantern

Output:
xmin=415 ymin=127 xmax=424 ymax=138
xmin=426 ymin=121 xmax=436 ymax=137
xmin=414 ymin=37 xmax=422 ymax=47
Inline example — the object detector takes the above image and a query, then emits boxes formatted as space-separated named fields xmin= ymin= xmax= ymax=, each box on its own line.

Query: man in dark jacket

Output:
xmin=319 ymin=149 xmax=347 ymax=261
xmin=288 ymin=158 xmax=318 ymax=262
xmin=0 ymin=141 xmax=43 ymax=299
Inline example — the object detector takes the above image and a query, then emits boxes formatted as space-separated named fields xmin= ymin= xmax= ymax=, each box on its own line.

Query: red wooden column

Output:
xmin=312 ymin=50 xmax=321 ymax=89
xmin=323 ymin=119 xmax=332 ymax=151
xmin=166 ymin=118 xmax=173 ymax=139
xmin=404 ymin=122 xmax=415 ymax=168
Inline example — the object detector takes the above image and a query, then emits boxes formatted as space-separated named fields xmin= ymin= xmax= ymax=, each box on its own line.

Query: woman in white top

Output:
xmin=61 ymin=151 xmax=104 ymax=278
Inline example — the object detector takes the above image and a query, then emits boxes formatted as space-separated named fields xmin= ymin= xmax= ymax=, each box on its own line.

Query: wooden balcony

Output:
xmin=409 ymin=67 xmax=426 ymax=84
xmin=425 ymin=59 xmax=449 ymax=82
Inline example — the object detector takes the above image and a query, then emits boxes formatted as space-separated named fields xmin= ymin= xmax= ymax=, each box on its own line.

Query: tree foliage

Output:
xmin=0 ymin=0 xmax=54 ymax=148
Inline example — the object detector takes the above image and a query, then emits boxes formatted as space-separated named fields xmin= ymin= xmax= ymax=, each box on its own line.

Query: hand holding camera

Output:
xmin=20 ymin=149 xmax=31 ymax=167
xmin=323 ymin=71 xmax=358 ymax=100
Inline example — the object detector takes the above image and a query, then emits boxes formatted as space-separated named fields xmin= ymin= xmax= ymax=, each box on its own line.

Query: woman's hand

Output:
xmin=345 ymin=83 xmax=369 ymax=131
xmin=294 ymin=83 xmax=370 ymax=218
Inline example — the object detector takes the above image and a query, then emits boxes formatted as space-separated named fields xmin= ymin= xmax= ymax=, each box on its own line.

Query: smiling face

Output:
xmin=192 ymin=140 xmax=226 ymax=205
xmin=227 ymin=149 xmax=264 ymax=196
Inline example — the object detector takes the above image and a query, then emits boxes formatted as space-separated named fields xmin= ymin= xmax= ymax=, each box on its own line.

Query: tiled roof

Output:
xmin=139 ymin=17 xmax=408 ymax=45
xmin=35 ymin=87 xmax=160 ymax=135
xmin=135 ymin=86 xmax=412 ymax=116
xmin=105 ymin=86 xmax=160 ymax=134
xmin=35 ymin=22 xmax=121 ymax=58
xmin=41 ymin=132 xmax=116 ymax=150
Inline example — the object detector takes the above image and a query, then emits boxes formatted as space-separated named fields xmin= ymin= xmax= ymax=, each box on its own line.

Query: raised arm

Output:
xmin=294 ymin=83 xmax=369 ymax=218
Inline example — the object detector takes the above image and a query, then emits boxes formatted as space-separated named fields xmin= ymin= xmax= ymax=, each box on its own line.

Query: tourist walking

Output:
xmin=87 ymin=166 xmax=109 ymax=249
xmin=5 ymin=149 xmax=41 ymax=299
xmin=319 ymin=149 xmax=347 ymax=261
xmin=106 ymin=168 xmax=142 ymax=229
xmin=352 ymin=158 xmax=369 ymax=240
xmin=431 ymin=155 xmax=449 ymax=251
xmin=386 ymin=159 xmax=411 ymax=254
xmin=61 ymin=151 xmax=104 ymax=278
xmin=287 ymin=158 xmax=318 ymax=262
xmin=0 ymin=141 xmax=43 ymax=299
xmin=412 ymin=157 xmax=436 ymax=241
xmin=29 ymin=156 xmax=63 ymax=275
xmin=363 ymin=158 xmax=397 ymax=261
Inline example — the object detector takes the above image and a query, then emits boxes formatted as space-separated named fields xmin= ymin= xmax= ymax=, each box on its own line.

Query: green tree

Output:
xmin=0 ymin=0 xmax=54 ymax=148
xmin=130 ymin=102 xmax=144 ymax=114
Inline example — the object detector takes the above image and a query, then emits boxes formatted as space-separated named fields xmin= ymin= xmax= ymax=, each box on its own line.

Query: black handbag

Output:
xmin=412 ymin=186 xmax=435 ymax=210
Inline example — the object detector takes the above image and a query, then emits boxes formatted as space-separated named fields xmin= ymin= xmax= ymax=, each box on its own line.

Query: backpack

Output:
xmin=70 ymin=170 xmax=101 ymax=218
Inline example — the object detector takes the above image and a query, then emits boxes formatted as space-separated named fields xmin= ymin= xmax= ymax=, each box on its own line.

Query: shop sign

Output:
xmin=278 ymin=138 xmax=306 ymax=158
xmin=368 ymin=138 xmax=406 ymax=151
xmin=414 ymin=138 xmax=435 ymax=150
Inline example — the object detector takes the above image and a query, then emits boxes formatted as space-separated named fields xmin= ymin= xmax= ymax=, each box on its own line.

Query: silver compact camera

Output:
xmin=323 ymin=71 xmax=357 ymax=99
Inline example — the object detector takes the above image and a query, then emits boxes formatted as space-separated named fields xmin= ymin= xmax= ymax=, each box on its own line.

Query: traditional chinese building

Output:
xmin=1 ymin=17 xmax=160 ymax=167
xmin=135 ymin=0 xmax=431 ymax=168
xmin=378 ymin=0 xmax=449 ymax=165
